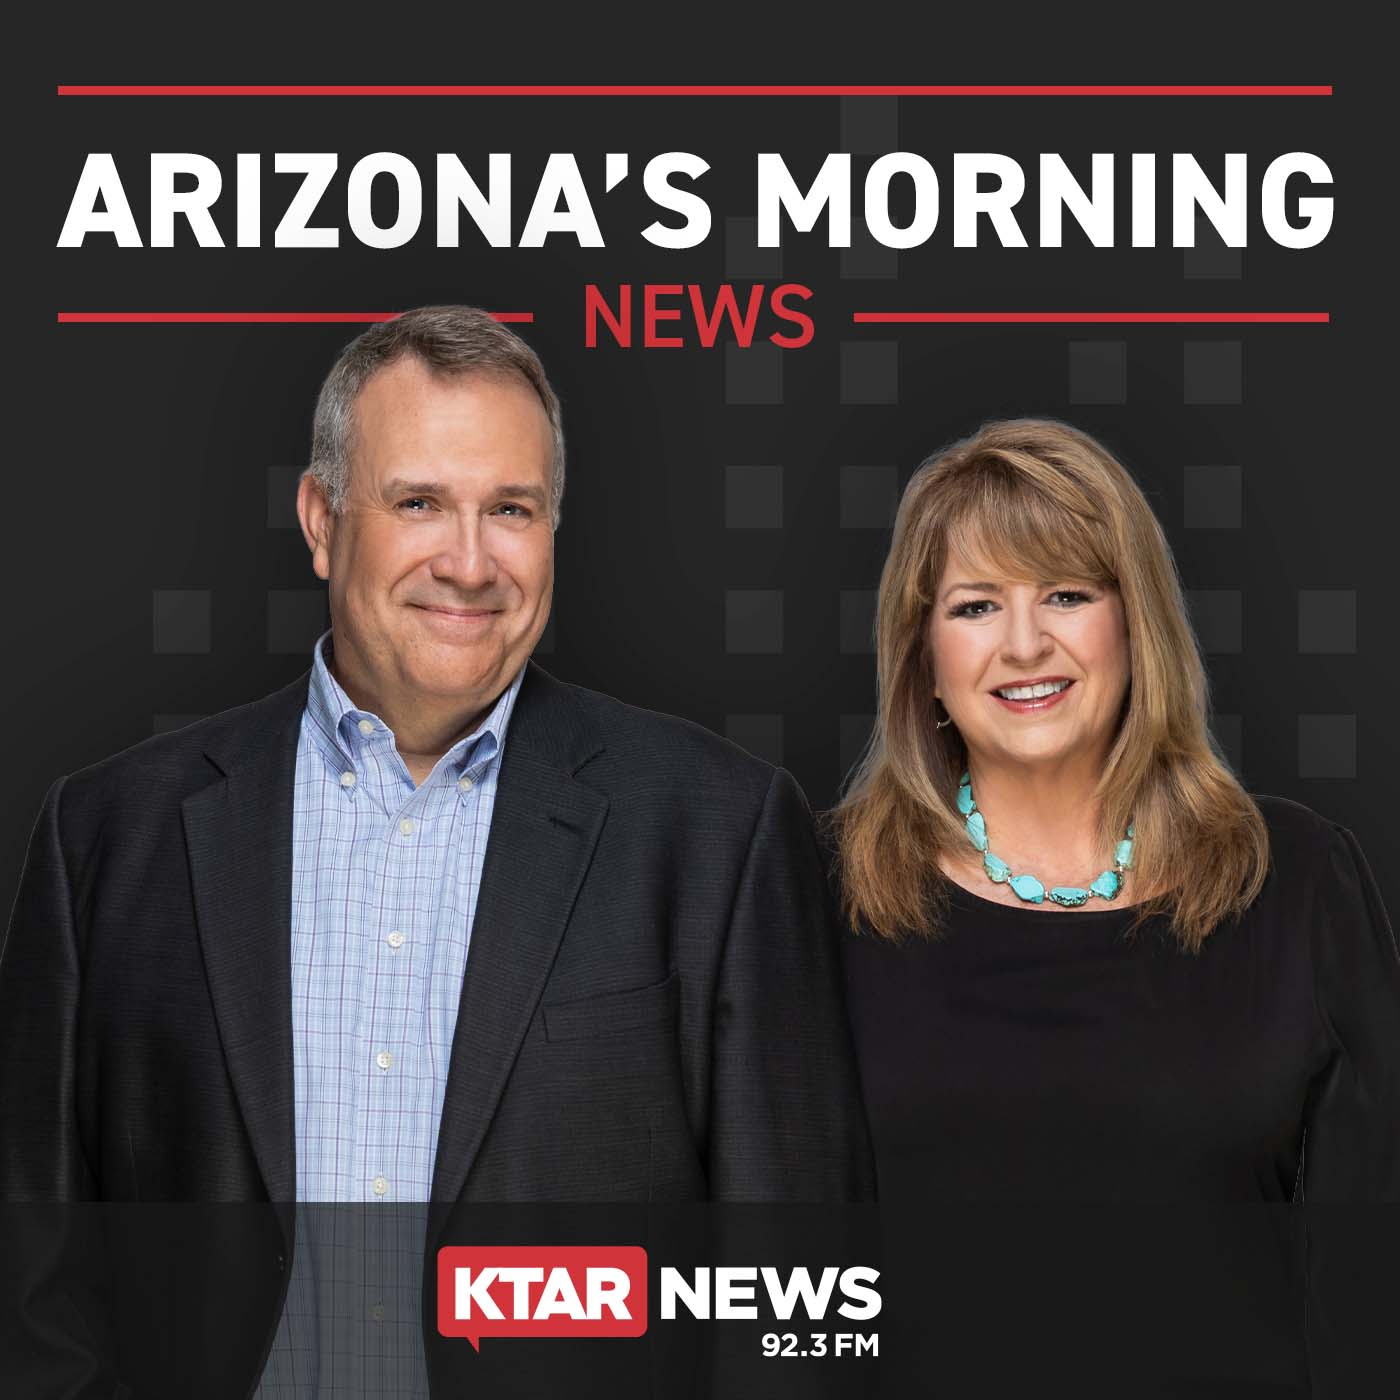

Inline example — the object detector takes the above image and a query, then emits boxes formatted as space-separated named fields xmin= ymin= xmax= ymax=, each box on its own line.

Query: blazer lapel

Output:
xmin=176 ymin=661 xmax=607 ymax=1215
xmin=429 ymin=662 xmax=609 ymax=1206
xmin=181 ymin=672 xmax=308 ymax=1211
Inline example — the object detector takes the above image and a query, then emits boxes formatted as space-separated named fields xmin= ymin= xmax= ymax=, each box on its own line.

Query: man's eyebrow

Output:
xmin=493 ymin=483 xmax=548 ymax=505
xmin=383 ymin=477 xmax=454 ymax=499
xmin=380 ymin=478 xmax=548 ymax=507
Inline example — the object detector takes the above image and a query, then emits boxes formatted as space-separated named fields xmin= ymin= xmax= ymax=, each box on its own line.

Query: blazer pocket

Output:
xmin=542 ymin=971 xmax=680 ymax=1043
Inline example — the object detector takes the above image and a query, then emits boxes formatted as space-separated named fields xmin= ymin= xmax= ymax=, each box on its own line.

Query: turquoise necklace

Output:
xmin=956 ymin=771 xmax=1134 ymax=907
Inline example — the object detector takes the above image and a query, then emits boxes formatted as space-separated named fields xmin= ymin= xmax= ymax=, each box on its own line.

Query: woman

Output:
xmin=834 ymin=418 xmax=1398 ymax=1390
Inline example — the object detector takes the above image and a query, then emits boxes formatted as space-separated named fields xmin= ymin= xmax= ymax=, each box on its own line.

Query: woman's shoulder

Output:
xmin=1249 ymin=791 xmax=1351 ymax=859
xmin=1247 ymin=794 xmax=1388 ymax=927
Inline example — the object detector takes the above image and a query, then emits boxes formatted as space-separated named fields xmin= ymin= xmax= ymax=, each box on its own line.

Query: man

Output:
xmin=0 ymin=306 xmax=874 ymax=1396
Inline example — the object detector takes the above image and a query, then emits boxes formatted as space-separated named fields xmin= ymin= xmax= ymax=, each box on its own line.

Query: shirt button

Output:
xmin=358 ymin=719 xmax=375 ymax=736
xmin=458 ymin=775 xmax=475 ymax=793
xmin=371 ymin=1303 xmax=386 ymax=1323
xmin=376 ymin=1050 xmax=393 ymax=1071
xmin=398 ymin=818 xmax=414 ymax=836
xmin=372 ymin=1175 xmax=389 ymax=1197
xmin=339 ymin=771 xmax=357 ymax=788
xmin=387 ymin=930 xmax=405 ymax=949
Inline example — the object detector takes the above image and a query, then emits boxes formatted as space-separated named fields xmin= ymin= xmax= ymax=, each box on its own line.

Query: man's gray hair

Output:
xmin=306 ymin=305 xmax=565 ymax=524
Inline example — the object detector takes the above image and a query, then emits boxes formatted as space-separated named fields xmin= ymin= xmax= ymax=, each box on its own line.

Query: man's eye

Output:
xmin=493 ymin=502 xmax=531 ymax=518
xmin=396 ymin=497 xmax=432 ymax=513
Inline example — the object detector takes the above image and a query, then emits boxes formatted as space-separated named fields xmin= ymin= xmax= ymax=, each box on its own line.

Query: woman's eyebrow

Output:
xmin=943 ymin=580 xmax=1004 ymax=598
xmin=941 ymin=578 xmax=1066 ymax=601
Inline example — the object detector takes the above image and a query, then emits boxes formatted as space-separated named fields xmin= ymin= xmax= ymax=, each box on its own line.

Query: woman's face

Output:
xmin=927 ymin=546 xmax=1131 ymax=775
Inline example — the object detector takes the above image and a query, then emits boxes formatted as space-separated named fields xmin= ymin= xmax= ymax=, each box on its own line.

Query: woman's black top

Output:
xmin=842 ymin=794 xmax=1400 ymax=1204
xmin=841 ymin=794 xmax=1399 ymax=1396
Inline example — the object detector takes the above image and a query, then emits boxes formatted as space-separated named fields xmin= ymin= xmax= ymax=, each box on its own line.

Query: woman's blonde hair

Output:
xmin=830 ymin=418 xmax=1268 ymax=952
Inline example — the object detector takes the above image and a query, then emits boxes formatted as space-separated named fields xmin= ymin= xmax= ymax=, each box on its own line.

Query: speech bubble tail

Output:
xmin=466 ymin=1334 xmax=481 ymax=1352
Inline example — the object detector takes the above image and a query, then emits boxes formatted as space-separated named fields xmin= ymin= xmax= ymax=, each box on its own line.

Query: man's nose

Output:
xmin=429 ymin=514 xmax=497 ymax=591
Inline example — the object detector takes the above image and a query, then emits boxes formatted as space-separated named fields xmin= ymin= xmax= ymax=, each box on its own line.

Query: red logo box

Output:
xmin=437 ymin=1245 xmax=649 ymax=1350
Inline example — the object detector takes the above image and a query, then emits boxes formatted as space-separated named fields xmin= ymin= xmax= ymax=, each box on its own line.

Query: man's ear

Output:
xmin=297 ymin=471 xmax=335 ymax=582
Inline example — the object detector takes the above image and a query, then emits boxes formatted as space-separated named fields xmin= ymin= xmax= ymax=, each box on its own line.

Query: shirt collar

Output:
xmin=304 ymin=628 xmax=525 ymax=785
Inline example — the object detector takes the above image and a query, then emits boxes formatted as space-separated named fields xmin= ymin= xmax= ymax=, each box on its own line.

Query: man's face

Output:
xmin=298 ymin=357 xmax=555 ymax=716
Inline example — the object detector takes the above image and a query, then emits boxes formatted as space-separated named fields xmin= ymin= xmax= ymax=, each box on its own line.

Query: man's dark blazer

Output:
xmin=0 ymin=659 xmax=874 ymax=1397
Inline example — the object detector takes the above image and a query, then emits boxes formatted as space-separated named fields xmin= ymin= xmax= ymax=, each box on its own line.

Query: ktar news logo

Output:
xmin=437 ymin=1246 xmax=880 ymax=1349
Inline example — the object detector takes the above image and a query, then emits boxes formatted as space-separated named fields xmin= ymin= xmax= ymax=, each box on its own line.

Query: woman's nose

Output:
xmin=1001 ymin=599 xmax=1053 ymax=664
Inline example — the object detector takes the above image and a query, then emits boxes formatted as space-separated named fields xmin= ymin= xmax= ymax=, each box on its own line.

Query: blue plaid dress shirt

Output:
xmin=255 ymin=629 xmax=523 ymax=1397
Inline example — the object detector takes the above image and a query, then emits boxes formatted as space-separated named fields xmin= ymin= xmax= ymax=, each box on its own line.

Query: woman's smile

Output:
xmin=989 ymin=676 xmax=1076 ymax=713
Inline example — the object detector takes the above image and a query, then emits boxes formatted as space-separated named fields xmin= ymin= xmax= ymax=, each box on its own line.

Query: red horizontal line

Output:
xmin=55 ymin=84 xmax=1332 ymax=98
xmin=852 ymin=311 xmax=1330 ymax=324
xmin=57 ymin=311 xmax=534 ymax=324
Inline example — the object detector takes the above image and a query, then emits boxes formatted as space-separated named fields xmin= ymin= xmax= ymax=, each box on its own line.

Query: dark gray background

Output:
xmin=10 ymin=32 xmax=1395 ymax=921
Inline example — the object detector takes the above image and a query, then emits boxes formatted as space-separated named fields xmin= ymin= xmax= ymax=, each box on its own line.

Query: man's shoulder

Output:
xmin=536 ymin=668 xmax=781 ymax=806
xmin=59 ymin=672 xmax=309 ymax=815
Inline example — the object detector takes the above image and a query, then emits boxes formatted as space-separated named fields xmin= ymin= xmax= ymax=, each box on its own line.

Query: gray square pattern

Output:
xmin=725 ymin=465 xmax=783 ymax=529
xmin=1298 ymin=590 xmax=1357 ymax=654
xmin=840 ymin=590 xmax=879 ymax=654
xmin=1298 ymin=714 xmax=1357 ymax=779
xmin=267 ymin=465 xmax=303 ymax=529
xmin=840 ymin=342 xmax=898 ymax=405
xmin=840 ymin=466 xmax=898 ymax=529
xmin=1184 ymin=212 xmax=1244 ymax=280
xmin=268 ymin=589 xmax=329 ymax=655
xmin=725 ymin=215 xmax=783 ymax=280
xmin=153 ymin=589 xmax=211 ymax=654
xmin=725 ymin=589 xmax=783 ymax=654
xmin=1184 ymin=341 xmax=1243 ymax=404
xmin=725 ymin=343 xmax=784 ymax=405
xmin=725 ymin=714 xmax=784 ymax=765
xmin=1184 ymin=465 xmax=1243 ymax=529
xmin=1187 ymin=589 xmax=1243 ymax=654
xmin=1068 ymin=341 xmax=1127 ymax=405
xmin=839 ymin=97 xmax=898 ymax=154
xmin=840 ymin=226 xmax=899 ymax=280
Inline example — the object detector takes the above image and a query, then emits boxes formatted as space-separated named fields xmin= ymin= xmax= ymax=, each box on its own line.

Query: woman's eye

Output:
xmin=1048 ymin=589 xmax=1093 ymax=606
xmin=950 ymin=599 xmax=996 ymax=618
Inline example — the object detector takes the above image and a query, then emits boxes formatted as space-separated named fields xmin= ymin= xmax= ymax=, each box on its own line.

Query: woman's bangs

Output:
xmin=942 ymin=470 xmax=1118 ymax=590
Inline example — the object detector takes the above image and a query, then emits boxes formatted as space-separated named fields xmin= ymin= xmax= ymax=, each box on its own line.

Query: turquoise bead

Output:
xmin=1089 ymin=869 xmax=1121 ymax=900
xmin=955 ymin=774 xmax=1133 ymax=907
xmin=983 ymin=851 xmax=1011 ymax=883
xmin=1009 ymin=873 xmax=1045 ymax=903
